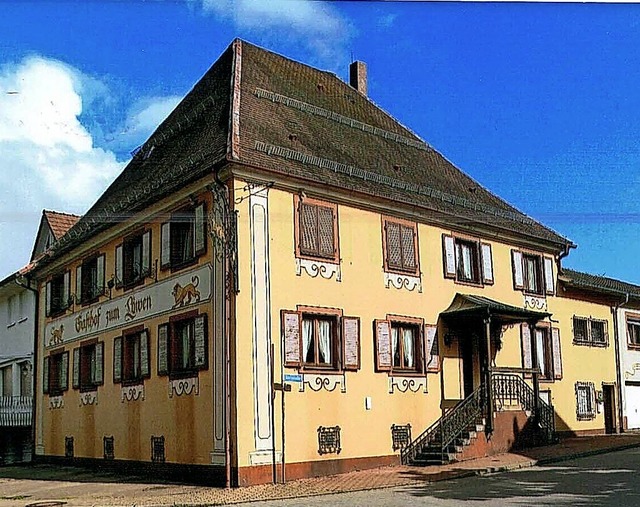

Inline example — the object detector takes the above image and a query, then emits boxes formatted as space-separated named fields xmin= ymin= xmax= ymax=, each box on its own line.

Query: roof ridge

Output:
xmin=43 ymin=209 xmax=81 ymax=218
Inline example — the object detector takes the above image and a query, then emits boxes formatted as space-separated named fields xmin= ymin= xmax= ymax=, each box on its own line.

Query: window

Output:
xmin=374 ymin=316 xmax=425 ymax=374
xmin=19 ymin=361 xmax=32 ymax=397
xmin=391 ymin=322 xmax=420 ymax=370
xmin=124 ymin=330 xmax=150 ymax=383
xmin=521 ymin=323 xmax=562 ymax=381
xmin=512 ymin=250 xmax=554 ymax=295
xmin=72 ymin=341 xmax=104 ymax=392
xmin=302 ymin=314 xmax=337 ymax=368
xmin=573 ymin=316 xmax=608 ymax=347
xmin=77 ymin=254 xmax=105 ymax=304
xmin=117 ymin=231 xmax=151 ymax=288
xmin=627 ymin=315 xmax=640 ymax=348
xmin=382 ymin=218 xmax=418 ymax=274
xmin=43 ymin=350 xmax=69 ymax=396
xmin=575 ymin=382 xmax=596 ymax=420
xmin=282 ymin=308 xmax=360 ymax=371
xmin=46 ymin=271 xmax=70 ymax=317
xmin=295 ymin=197 xmax=339 ymax=262
xmin=442 ymin=234 xmax=493 ymax=285
xmin=158 ymin=313 xmax=208 ymax=378
xmin=161 ymin=203 xmax=206 ymax=271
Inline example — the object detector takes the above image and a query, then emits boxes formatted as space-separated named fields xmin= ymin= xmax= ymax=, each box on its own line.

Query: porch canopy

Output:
xmin=441 ymin=293 xmax=550 ymax=324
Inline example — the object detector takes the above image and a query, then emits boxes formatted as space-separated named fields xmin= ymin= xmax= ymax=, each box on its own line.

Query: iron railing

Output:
xmin=401 ymin=385 xmax=485 ymax=465
xmin=0 ymin=396 xmax=32 ymax=427
xmin=491 ymin=373 xmax=556 ymax=441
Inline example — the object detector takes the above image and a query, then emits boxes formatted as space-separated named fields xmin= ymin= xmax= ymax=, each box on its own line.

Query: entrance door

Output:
xmin=460 ymin=337 xmax=475 ymax=398
xmin=603 ymin=384 xmax=616 ymax=434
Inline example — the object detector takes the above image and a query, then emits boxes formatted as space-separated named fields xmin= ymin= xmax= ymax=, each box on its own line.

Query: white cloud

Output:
xmin=0 ymin=56 xmax=124 ymax=275
xmin=108 ymin=95 xmax=182 ymax=154
xmin=200 ymin=0 xmax=352 ymax=64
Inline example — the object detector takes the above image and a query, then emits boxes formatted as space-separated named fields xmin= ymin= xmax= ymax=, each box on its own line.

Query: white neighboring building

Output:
xmin=0 ymin=210 xmax=79 ymax=464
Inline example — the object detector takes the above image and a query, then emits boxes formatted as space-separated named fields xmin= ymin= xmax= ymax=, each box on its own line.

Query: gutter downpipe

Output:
xmin=612 ymin=292 xmax=630 ymax=433
xmin=15 ymin=274 xmax=39 ymax=462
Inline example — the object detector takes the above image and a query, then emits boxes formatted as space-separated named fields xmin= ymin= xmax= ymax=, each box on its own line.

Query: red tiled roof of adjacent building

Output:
xmin=43 ymin=210 xmax=80 ymax=240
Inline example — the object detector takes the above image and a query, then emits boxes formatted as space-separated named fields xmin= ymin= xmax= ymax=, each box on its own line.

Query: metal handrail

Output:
xmin=491 ymin=373 xmax=556 ymax=439
xmin=401 ymin=385 xmax=485 ymax=465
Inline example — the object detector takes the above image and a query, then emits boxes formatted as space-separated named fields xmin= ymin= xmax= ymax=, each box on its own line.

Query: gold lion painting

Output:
xmin=171 ymin=275 xmax=201 ymax=308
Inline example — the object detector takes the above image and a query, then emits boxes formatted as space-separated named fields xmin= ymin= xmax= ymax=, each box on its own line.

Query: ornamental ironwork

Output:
xmin=391 ymin=424 xmax=412 ymax=451
xmin=317 ymin=425 xmax=341 ymax=455
xmin=151 ymin=435 xmax=165 ymax=463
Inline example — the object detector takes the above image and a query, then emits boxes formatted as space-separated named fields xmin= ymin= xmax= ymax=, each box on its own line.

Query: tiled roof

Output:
xmin=42 ymin=38 xmax=572 ymax=268
xmin=560 ymin=268 xmax=640 ymax=299
xmin=43 ymin=210 xmax=80 ymax=240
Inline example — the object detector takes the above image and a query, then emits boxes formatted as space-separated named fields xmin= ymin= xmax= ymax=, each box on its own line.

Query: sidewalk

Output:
xmin=1 ymin=433 xmax=640 ymax=507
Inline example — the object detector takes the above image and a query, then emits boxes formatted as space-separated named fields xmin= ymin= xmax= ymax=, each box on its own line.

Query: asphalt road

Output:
xmin=239 ymin=447 xmax=640 ymax=507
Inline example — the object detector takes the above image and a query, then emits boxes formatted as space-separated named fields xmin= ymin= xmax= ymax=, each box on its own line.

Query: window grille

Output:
xmin=317 ymin=426 xmax=341 ymax=455
xmin=391 ymin=424 xmax=412 ymax=451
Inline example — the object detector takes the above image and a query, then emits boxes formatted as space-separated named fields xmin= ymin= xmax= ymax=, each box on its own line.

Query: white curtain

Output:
xmin=303 ymin=319 xmax=313 ymax=363
xmin=318 ymin=321 xmax=331 ymax=364
xmin=182 ymin=326 xmax=192 ymax=369
xmin=535 ymin=329 xmax=546 ymax=377
xmin=461 ymin=244 xmax=472 ymax=279
xmin=526 ymin=259 xmax=538 ymax=291
xmin=403 ymin=328 xmax=414 ymax=368
xmin=392 ymin=327 xmax=400 ymax=367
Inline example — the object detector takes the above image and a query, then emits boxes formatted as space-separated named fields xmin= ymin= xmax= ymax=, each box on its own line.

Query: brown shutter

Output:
xmin=342 ymin=316 xmax=360 ymax=371
xmin=299 ymin=203 xmax=317 ymax=254
xmin=113 ymin=336 xmax=122 ymax=383
xmin=400 ymin=225 xmax=416 ymax=271
xmin=543 ymin=257 xmax=554 ymax=295
xmin=194 ymin=314 xmax=208 ymax=369
xmin=424 ymin=324 xmax=440 ymax=373
xmin=194 ymin=202 xmax=207 ymax=257
xmin=442 ymin=234 xmax=456 ymax=279
xmin=45 ymin=281 xmax=52 ymax=317
xmin=140 ymin=330 xmax=150 ymax=378
xmin=43 ymin=356 xmax=50 ymax=394
xmin=480 ymin=243 xmax=494 ymax=285
xmin=72 ymin=347 xmax=80 ymax=389
xmin=318 ymin=206 xmax=335 ymax=257
xmin=551 ymin=327 xmax=562 ymax=380
xmin=160 ymin=222 xmax=171 ymax=269
xmin=386 ymin=221 xmax=402 ymax=270
xmin=158 ymin=323 xmax=169 ymax=375
xmin=374 ymin=319 xmax=392 ymax=372
xmin=282 ymin=310 xmax=302 ymax=368
xmin=521 ymin=324 xmax=532 ymax=378
xmin=115 ymin=244 xmax=123 ymax=287
xmin=512 ymin=250 xmax=524 ymax=290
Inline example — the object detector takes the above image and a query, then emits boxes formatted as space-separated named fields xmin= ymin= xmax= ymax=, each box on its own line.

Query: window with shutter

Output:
xmin=281 ymin=306 xmax=350 ymax=372
xmin=160 ymin=202 xmax=207 ymax=271
xmin=47 ymin=271 xmax=70 ymax=317
xmin=627 ymin=314 xmax=640 ymax=349
xmin=522 ymin=323 xmax=557 ymax=382
xmin=122 ymin=327 xmax=150 ymax=384
xmin=382 ymin=217 xmax=418 ymax=275
xmin=375 ymin=315 xmax=425 ymax=375
xmin=76 ymin=340 xmax=103 ymax=391
xmin=123 ymin=231 xmax=152 ymax=288
xmin=160 ymin=312 xmax=209 ymax=378
xmin=79 ymin=254 xmax=105 ymax=303
xmin=43 ymin=357 xmax=50 ymax=394
xmin=521 ymin=323 xmax=532 ymax=378
xmin=295 ymin=197 xmax=339 ymax=263
xmin=113 ymin=336 xmax=122 ymax=383
xmin=47 ymin=350 xmax=69 ymax=395
xmin=512 ymin=250 xmax=550 ymax=296
xmin=442 ymin=234 xmax=489 ymax=285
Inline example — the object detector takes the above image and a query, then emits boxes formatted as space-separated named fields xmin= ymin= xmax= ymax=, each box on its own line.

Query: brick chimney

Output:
xmin=349 ymin=61 xmax=367 ymax=96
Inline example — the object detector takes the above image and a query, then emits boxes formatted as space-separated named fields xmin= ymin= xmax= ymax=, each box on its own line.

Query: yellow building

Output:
xmin=30 ymin=39 xmax=619 ymax=487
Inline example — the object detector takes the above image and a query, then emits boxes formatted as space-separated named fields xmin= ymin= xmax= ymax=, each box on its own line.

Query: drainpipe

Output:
xmin=612 ymin=293 xmax=630 ymax=433
xmin=15 ymin=274 xmax=39 ymax=462
xmin=484 ymin=313 xmax=493 ymax=434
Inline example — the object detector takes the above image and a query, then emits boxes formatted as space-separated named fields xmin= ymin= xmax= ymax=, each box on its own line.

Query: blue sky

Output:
xmin=1 ymin=1 xmax=639 ymax=284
